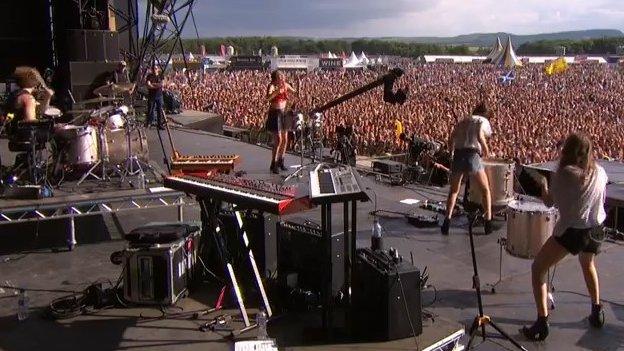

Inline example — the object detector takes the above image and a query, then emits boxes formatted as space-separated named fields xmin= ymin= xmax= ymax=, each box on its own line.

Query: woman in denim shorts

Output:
xmin=441 ymin=103 xmax=493 ymax=235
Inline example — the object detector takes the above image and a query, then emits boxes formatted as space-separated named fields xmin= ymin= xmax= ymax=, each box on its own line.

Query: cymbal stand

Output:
xmin=284 ymin=113 xmax=325 ymax=182
xmin=120 ymin=115 xmax=156 ymax=187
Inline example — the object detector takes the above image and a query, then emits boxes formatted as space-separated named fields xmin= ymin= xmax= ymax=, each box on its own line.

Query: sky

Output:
xmin=139 ymin=0 xmax=624 ymax=38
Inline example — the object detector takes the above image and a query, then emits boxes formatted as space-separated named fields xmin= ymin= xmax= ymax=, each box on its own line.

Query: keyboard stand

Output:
xmin=199 ymin=198 xmax=254 ymax=332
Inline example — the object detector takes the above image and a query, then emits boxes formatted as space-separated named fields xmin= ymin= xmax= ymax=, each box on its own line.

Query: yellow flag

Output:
xmin=545 ymin=57 xmax=568 ymax=76
xmin=394 ymin=119 xmax=404 ymax=139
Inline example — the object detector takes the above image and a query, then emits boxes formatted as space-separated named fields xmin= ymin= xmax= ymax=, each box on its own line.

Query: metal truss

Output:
xmin=131 ymin=0 xmax=197 ymax=83
xmin=0 ymin=190 xmax=192 ymax=250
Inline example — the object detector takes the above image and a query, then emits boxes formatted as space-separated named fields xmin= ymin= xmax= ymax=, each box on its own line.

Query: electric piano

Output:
xmin=164 ymin=174 xmax=313 ymax=215
xmin=170 ymin=154 xmax=240 ymax=175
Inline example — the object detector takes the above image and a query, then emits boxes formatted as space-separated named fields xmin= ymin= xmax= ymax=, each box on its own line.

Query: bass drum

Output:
xmin=506 ymin=199 xmax=558 ymax=259
xmin=54 ymin=125 xmax=100 ymax=168
xmin=104 ymin=128 xmax=149 ymax=165
xmin=468 ymin=158 xmax=515 ymax=207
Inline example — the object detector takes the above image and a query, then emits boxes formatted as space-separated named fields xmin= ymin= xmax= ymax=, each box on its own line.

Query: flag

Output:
xmin=220 ymin=44 xmax=226 ymax=57
xmin=394 ymin=119 xmax=404 ymax=140
xmin=545 ymin=57 xmax=568 ymax=76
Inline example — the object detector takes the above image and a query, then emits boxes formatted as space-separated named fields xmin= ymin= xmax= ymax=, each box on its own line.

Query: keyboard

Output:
xmin=309 ymin=166 xmax=369 ymax=204
xmin=170 ymin=154 xmax=240 ymax=174
xmin=163 ymin=174 xmax=313 ymax=215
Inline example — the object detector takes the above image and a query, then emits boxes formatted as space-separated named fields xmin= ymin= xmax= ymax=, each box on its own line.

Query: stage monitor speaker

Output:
xmin=277 ymin=220 xmax=344 ymax=296
xmin=64 ymin=30 xmax=120 ymax=62
xmin=353 ymin=248 xmax=422 ymax=341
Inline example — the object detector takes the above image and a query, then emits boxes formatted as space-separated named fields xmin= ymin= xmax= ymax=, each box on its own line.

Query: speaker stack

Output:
xmin=50 ymin=0 xmax=137 ymax=104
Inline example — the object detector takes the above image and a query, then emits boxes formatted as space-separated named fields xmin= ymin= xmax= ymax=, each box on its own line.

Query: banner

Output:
xmin=319 ymin=58 xmax=343 ymax=69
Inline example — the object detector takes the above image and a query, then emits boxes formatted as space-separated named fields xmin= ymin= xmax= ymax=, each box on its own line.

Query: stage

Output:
xmin=1 ymin=127 xmax=624 ymax=351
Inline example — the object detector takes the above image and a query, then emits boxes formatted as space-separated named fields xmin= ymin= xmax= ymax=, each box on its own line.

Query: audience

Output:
xmin=167 ymin=62 xmax=624 ymax=164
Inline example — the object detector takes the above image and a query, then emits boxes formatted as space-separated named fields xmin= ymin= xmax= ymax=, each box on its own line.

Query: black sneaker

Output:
xmin=589 ymin=304 xmax=605 ymax=328
xmin=441 ymin=218 xmax=450 ymax=235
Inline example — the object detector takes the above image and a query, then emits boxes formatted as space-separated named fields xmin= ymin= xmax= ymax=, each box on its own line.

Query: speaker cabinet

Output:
xmin=68 ymin=61 xmax=119 ymax=101
xmin=277 ymin=221 xmax=345 ymax=296
xmin=353 ymin=248 xmax=422 ymax=341
xmin=64 ymin=30 xmax=120 ymax=62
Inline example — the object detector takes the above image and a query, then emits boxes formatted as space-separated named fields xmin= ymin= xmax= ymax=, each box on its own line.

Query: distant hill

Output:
xmin=372 ymin=29 xmax=624 ymax=47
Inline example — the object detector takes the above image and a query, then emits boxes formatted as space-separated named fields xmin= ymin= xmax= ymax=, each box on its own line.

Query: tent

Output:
xmin=490 ymin=36 xmax=522 ymax=68
xmin=344 ymin=51 xmax=361 ymax=67
xmin=327 ymin=51 xmax=335 ymax=59
xmin=484 ymin=37 xmax=503 ymax=63
xmin=358 ymin=51 xmax=369 ymax=65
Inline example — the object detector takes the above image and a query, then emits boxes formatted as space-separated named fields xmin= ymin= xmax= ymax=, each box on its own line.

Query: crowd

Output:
xmin=167 ymin=62 xmax=624 ymax=164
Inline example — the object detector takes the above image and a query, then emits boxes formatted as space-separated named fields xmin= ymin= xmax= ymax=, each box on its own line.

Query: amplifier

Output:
xmin=372 ymin=159 xmax=405 ymax=175
xmin=123 ymin=228 xmax=200 ymax=305
xmin=353 ymin=248 xmax=422 ymax=340
xmin=277 ymin=220 xmax=344 ymax=296
xmin=217 ymin=210 xmax=277 ymax=278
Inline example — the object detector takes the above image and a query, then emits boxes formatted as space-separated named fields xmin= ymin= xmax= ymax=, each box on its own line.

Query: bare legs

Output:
xmin=444 ymin=169 xmax=491 ymax=220
xmin=270 ymin=130 xmax=289 ymax=172
xmin=530 ymin=237 xmax=569 ymax=317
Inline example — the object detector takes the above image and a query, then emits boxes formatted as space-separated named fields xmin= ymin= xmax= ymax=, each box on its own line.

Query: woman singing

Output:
xmin=441 ymin=103 xmax=493 ymax=235
xmin=266 ymin=70 xmax=295 ymax=174
xmin=523 ymin=133 xmax=607 ymax=341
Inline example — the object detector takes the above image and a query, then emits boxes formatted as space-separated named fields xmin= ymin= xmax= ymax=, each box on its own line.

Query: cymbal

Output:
xmin=93 ymin=83 xmax=135 ymax=96
xmin=66 ymin=109 xmax=93 ymax=115
xmin=81 ymin=96 xmax=119 ymax=104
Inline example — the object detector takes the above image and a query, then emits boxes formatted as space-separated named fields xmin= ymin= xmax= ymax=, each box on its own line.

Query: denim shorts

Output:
xmin=555 ymin=227 xmax=603 ymax=255
xmin=451 ymin=148 xmax=483 ymax=175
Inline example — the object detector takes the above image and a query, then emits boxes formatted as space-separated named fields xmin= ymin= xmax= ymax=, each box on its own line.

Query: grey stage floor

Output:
xmin=1 ymin=126 xmax=624 ymax=351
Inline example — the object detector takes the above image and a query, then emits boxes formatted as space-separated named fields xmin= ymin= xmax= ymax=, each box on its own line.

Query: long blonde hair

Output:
xmin=558 ymin=133 xmax=595 ymax=179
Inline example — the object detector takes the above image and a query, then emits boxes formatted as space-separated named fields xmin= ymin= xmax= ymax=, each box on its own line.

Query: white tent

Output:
xmin=485 ymin=37 xmax=503 ymax=62
xmin=358 ymin=51 xmax=369 ymax=65
xmin=344 ymin=51 xmax=361 ymax=67
xmin=491 ymin=36 xmax=522 ymax=68
xmin=186 ymin=52 xmax=195 ymax=61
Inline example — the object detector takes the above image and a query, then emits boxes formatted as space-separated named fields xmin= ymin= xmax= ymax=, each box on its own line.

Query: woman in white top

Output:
xmin=523 ymin=133 xmax=608 ymax=341
xmin=441 ymin=103 xmax=493 ymax=235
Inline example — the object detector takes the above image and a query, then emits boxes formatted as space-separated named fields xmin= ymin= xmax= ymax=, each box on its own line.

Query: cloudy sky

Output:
xmin=142 ymin=0 xmax=624 ymax=37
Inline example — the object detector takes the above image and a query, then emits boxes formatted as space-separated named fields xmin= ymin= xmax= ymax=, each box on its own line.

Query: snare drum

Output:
xmin=468 ymin=159 xmax=515 ymax=207
xmin=54 ymin=125 xmax=100 ymax=167
xmin=506 ymin=200 xmax=558 ymax=259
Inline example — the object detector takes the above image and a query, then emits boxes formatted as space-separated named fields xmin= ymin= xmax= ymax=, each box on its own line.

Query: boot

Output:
xmin=589 ymin=303 xmax=605 ymax=328
xmin=270 ymin=160 xmax=279 ymax=174
xmin=484 ymin=218 xmax=493 ymax=235
xmin=522 ymin=315 xmax=549 ymax=341
xmin=441 ymin=218 xmax=450 ymax=235
xmin=278 ymin=158 xmax=288 ymax=171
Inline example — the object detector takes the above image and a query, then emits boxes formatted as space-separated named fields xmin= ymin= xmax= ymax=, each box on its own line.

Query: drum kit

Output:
xmin=53 ymin=101 xmax=150 ymax=186
xmin=467 ymin=159 xmax=560 ymax=298
xmin=6 ymin=82 xmax=152 ymax=189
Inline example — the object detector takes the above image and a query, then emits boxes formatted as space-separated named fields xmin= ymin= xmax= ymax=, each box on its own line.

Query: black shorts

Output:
xmin=265 ymin=109 xmax=286 ymax=132
xmin=555 ymin=226 xmax=604 ymax=255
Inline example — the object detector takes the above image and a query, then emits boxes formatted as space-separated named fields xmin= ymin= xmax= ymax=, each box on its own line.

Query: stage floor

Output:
xmin=1 ymin=128 xmax=624 ymax=351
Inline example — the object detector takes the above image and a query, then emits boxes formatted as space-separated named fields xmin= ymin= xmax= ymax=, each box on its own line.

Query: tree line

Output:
xmin=517 ymin=37 xmax=624 ymax=55
xmin=179 ymin=37 xmax=473 ymax=57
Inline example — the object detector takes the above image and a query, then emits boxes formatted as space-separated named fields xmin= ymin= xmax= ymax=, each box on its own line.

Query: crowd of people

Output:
xmin=167 ymin=61 xmax=624 ymax=164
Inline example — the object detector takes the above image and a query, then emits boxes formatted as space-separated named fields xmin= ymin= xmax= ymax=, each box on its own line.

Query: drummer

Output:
xmin=441 ymin=102 xmax=493 ymax=235
xmin=522 ymin=133 xmax=608 ymax=341
xmin=10 ymin=66 xmax=54 ymax=125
